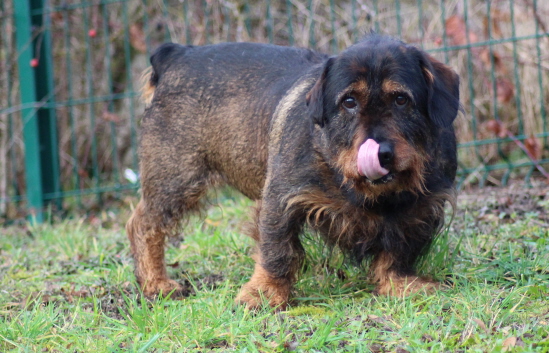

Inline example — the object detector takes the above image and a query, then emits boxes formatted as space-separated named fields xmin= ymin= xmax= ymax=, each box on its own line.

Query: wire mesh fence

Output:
xmin=1 ymin=0 xmax=548 ymax=220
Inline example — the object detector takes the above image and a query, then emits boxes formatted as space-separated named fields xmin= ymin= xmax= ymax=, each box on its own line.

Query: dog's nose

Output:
xmin=378 ymin=142 xmax=394 ymax=168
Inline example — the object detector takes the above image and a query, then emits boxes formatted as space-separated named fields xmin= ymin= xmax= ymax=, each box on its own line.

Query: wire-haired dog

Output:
xmin=126 ymin=35 xmax=460 ymax=309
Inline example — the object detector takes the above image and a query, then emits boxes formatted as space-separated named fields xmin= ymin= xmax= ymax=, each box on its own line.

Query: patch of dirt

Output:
xmin=454 ymin=180 xmax=549 ymax=229
xmin=198 ymin=274 xmax=224 ymax=290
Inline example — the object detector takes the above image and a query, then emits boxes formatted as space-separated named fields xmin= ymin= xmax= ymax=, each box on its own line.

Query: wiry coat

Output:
xmin=127 ymin=35 xmax=460 ymax=308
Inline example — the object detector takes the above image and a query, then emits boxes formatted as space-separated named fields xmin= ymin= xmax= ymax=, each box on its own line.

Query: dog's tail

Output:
xmin=141 ymin=43 xmax=194 ymax=106
xmin=140 ymin=67 xmax=156 ymax=106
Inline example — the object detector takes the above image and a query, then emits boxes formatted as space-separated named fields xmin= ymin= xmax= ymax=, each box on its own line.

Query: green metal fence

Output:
xmin=1 ymin=0 xmax=548 ymax=221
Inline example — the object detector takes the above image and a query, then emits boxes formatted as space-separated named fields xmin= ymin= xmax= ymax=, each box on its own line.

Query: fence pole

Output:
xmin=14 ymin=0 xmax=61 ymax=223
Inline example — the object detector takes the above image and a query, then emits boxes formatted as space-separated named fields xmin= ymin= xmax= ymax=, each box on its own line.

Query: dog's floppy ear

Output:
xmin=306 ymin=57 xmax=334 ymax=127
xmin=419 ymin=53 xmax=460 ymax=128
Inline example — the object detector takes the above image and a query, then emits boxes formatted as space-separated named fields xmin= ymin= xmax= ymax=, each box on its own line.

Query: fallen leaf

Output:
xmin=205 ymin=218 xmax=220 ymax=227
xmin=283 ymin=341 xmax=298 ymax=351
xmin=487 ymin=9 xmax=510 ymax=39
xmin=525 ymin=135 xmax=542 ymax=160
xmin=479 ymin=49 xmax=507 ymax=74
xmin=446 ymin=15 xmax=478 ymax=46
xmin=496 ymin=78 xmax=514 ymax=104
xmin=368 ymin=314 xmax=383 ymax=323
xmin=484 ymin=119 xmax=508 ymax=138
xmin=41 ymin=294 xmax=53 ymax=304
xmin=72 ymin=290 xmax=89 ymax=298
xmin=78 ymin=168 xmax=89 ymax=178
xmin=473 ymin=318 xmax=489 ymax=334
xmin=370 ymin=344 xmax=383 ymax=353
xmin=130 ymin=24 xmax=147 ymax=53
xmin=167 ymin=261 xmax=180 ymax=268
xmin=102 ymin=111 xmax=122 ymax=123
xmin=50 ymin=11 xmax=64 ymax=24
xmin=502 ymin=336 xmax=517 ymax=351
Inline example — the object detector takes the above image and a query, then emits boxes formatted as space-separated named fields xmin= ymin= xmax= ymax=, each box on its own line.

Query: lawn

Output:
xmin=1 ymin=187 xmax=548 ymax=352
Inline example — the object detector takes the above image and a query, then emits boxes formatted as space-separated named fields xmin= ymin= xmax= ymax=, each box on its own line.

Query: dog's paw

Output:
xmin=235 ymin=278 xmax=290 ymax=310
xmin=141 ymin=278 xmax=186 ymax=297
xmin=374 ymin=275 xmax=440 ymax=297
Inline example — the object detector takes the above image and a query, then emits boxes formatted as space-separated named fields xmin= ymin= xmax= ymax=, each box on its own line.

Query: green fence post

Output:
xmin=14 ymin=0 xmax=61 ymax=223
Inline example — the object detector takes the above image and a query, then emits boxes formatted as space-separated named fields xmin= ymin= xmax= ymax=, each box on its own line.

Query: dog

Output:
xmin=126 ymin=35 xmax=460 ymax=309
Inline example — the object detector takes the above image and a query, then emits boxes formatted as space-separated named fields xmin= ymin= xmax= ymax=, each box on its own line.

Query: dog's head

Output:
xmin=306 ymin=35 xmax=460 ymax=198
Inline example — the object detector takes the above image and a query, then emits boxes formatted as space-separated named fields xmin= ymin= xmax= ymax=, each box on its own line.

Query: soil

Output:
xmin=456 ymin=179 xmax=549 ymax=226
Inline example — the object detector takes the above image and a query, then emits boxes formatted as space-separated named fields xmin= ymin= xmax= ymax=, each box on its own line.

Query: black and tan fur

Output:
xmin=126 ymin=35 xmax=460 ymax=309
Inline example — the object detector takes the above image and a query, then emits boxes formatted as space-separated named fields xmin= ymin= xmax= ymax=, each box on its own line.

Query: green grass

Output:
xmin=1 ymin=192 xmax=548 ymax=352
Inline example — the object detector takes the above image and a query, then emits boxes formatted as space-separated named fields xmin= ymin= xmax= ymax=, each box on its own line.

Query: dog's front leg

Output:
xmin=236 ymin=196 xmax=305 ymax=310
xmin=371 ymin=249 xmax=440 ymax=297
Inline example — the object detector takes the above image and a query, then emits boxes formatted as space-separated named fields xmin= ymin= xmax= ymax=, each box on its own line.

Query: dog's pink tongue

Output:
xmin=357 ymin=139 xmax=390 ymax=181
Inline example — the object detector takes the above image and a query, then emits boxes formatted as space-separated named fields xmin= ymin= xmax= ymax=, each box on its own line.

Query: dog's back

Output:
xmin=141 ymin=42 xmax=326 ymax=199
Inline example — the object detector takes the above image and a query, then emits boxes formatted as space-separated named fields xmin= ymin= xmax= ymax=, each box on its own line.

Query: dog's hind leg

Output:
xmin=126 ymin=200 xmax=183 ymax=296
xmin=126 ymin=129 xmax=213 ymax=296
xmin=126 ymin=175 xmax=212 ymax=296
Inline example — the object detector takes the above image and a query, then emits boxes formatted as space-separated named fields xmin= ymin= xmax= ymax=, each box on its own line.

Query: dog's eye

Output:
xmin=342 ymin=97 xmax=358 ymax=110
xmin=395 ymin=95 xmax=408 ymax=106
